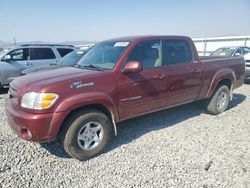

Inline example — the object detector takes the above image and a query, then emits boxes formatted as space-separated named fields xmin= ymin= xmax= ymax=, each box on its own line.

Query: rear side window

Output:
xmin=163 ymin=40 xmax=192 ymax=65
xmin=30 ymin=48 xmax=56 ymax=60
xmin=57 ymin=48 xmax=74 ymax=57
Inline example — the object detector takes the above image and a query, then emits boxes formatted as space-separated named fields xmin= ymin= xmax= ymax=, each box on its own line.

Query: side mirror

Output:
xmin=123 ymin=61 xmax=142 ymax=73
xmin=2 ymin=54 xmax=11 ymax=62
xmin=234 ymin=52 xmax=241 ymax=57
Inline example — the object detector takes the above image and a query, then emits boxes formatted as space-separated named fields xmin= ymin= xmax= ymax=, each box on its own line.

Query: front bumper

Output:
xmin=6 ymin=99 xmax=66 ymax=142
xmin=245 ymin=66 xmax=250 ymax=78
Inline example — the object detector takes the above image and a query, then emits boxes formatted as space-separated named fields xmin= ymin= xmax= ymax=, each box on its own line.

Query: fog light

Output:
xmin=20 ymin=128 xmax=32 ymax=140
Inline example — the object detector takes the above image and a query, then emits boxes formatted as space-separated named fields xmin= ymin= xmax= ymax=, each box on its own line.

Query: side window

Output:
xmin=163 ymin=40 xmax=192 ymax=65
xmin=8 ymin=48 xmax=29 ymax=61
xmin=234 ymin=48 xmax=243 ymax=56
xmin=57 ymin=48 xmax=74 ymax=57
xmin=243 ymin=47 xmax=250 ymax=55
xmin=127 ymin=40 xmax=162 ymax=69
xmin=30 ymin=48 xmax=56 ymax=60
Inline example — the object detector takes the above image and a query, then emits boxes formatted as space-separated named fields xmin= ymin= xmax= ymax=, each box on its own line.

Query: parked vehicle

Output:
xmin=6 ymin=36 xmax=245 ymax=160
xmin=22 ymin=50 xmax=86 ymax=75
xmin=244 ymin=53 xmax=250 ymax=80
xmin=0 ymin=44 xmax=76 ymax=87
xmin=210 ymin=46 xmax=250 ymax=57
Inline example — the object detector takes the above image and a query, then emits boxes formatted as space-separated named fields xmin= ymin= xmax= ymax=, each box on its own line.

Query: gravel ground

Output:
xmin=0 ymin=84 xmax=250 ymax=188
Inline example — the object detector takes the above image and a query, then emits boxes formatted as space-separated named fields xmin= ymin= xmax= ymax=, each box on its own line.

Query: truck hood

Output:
xmin=10 ymin=67 xmax=101 ymax=91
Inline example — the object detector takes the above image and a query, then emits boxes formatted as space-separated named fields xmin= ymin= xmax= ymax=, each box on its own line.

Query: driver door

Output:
xmin=7 ymin=48 xmax=32 ymax=69
xmin=1 ymin=48 xmax=31 ymax=84
xmin=116 ymin=40 xmax=168 ymax=120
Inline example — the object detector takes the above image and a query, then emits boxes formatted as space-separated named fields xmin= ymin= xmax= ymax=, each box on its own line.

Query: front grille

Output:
xmin=246 ymin=60 xmax=250 ymax=67
xmin=9 ymin=87 xmax=18 ymax=104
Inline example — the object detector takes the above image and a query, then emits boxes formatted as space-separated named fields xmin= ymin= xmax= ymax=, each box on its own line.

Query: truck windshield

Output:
xmin=77 ymin=41 xmax=130 ymax=70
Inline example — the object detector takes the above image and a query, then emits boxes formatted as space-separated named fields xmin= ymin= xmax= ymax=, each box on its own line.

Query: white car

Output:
xmin=0 ymin=44 xmax=76 ymax=87
xmin=210 ymin=46 xmax=250 ymax=57
xmin=244 ymin=53 xmax=250 ymax=80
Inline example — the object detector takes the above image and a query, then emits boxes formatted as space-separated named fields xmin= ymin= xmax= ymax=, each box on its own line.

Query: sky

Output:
xmin=0 ymin=0 xmax=250 ymax=43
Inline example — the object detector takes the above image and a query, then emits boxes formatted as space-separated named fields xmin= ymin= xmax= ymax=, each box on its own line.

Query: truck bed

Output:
xmin=197 ymin=56 xmax=245 ymax=99
xmin=199 ymin=56 xmax=238 ymax=61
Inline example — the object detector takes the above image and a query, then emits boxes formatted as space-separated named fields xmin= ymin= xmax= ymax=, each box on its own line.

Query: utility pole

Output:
xmin=203 ymin=32 xmax=207 ymax=56
xmin=13 ymin=37 xmax=16 ymax=46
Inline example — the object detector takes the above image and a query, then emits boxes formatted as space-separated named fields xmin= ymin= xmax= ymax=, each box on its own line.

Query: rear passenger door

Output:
xmin=163 ymin=39 xmax=202 ymax=106
xmin=30 ymin=48 xmax=57 ymax=67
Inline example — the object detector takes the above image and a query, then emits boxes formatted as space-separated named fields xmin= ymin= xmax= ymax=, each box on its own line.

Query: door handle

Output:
xmin=153 ymin=74 xmax=166 ymax=79
xmin=25 ymin=62 xmax=31 ymax=66
xmin=193 ymin=69 xmax=201 ymax=73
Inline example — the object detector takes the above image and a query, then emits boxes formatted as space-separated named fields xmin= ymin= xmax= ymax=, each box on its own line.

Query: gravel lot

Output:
xmin=0 ymin=84 xmax=250 ymax=188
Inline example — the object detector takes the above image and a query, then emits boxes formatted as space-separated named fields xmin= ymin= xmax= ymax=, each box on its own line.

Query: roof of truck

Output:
xmin=104 ymin=35 xmax=191 ymax=42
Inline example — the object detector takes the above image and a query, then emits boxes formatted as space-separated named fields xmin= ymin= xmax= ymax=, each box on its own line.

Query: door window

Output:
xmin=243 ymin=47 xmax=250 ymax=55
xmin=126 ymin=40 xmax=162 ymax=69
xmin=30 ymin=48 xmax=56 ymax=60
xmin=163 ymin=40 xmax=192 ymax=65
xmin=8 ymin=48 xmax=29 ymax=61
xmin=234 ymin=48 xmax=243 ymax=56
xmin=57 ymin=48 xmax=74 ymax=57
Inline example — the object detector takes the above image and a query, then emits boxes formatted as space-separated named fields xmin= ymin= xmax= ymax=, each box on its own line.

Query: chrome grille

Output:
xmin=9 ymin=87 xmax=18 ymax=104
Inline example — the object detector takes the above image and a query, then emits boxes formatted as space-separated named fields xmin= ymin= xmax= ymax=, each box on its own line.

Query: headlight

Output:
xmin=21 ymin=92 xmax=59 ymax=110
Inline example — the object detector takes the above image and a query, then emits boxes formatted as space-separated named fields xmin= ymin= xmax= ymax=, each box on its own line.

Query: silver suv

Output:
xmin=0 ymin=44 xmax=76 ymax=87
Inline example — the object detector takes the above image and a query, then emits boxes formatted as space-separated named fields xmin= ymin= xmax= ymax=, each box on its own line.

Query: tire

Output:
xmin=60 ymin=109 xmax=113 ymax=161
xmin=206 ymin=85 xmax=230 ymax=115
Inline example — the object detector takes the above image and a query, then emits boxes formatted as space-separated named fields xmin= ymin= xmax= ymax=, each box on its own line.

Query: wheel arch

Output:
xmin=54 ymin=93 xmax=119 ymax=138
xmin=206 ymin=69 xmax=235 ymax=98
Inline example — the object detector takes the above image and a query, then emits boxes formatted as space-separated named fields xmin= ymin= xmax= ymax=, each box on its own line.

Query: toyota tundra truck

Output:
xmin=6 ymin=36 xmax=245 ymax=161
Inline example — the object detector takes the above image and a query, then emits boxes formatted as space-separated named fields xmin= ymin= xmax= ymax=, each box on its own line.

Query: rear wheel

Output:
xmin=60 ymin=109 xmax=112 ymax=161
xmin=206 ymin=85 xmax=230 ymax=115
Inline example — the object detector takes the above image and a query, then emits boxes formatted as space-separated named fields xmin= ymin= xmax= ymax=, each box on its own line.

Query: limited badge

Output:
xmin=70 ymin=81 xmax=94 ymax=89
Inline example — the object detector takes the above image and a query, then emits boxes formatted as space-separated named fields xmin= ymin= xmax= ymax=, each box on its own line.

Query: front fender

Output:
xmin=206 ymin=68 xmax=236 ymax=98
xmin=54 ymin=92 xmax=119 ymax=122
xmin=0 ymin=71 xmax=4 ymax=85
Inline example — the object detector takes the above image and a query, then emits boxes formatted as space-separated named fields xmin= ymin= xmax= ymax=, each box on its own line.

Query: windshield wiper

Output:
xmin=82 ymin=64 xmax=104 ymax=71
xmin=73 ymin=64 xmax=81 ymax=68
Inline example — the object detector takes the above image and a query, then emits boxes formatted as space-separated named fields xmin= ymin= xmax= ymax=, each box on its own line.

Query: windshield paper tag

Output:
xmin=114 ymin=42 xmax=129 ymax=47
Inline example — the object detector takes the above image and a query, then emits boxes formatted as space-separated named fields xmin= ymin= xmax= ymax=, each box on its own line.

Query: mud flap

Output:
xmin=230 ymin=82 xmax=234 ymax=100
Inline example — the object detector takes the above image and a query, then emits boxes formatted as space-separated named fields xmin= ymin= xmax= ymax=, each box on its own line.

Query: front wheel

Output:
xmin=60 ymin=109 xmax=113 ymax=161
xmin=206 ymin=85 xmax=230 ymax=115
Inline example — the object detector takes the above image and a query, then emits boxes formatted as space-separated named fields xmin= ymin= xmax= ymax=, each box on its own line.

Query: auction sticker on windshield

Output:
xmin=114 ymin=42 xmax=130 ymax=47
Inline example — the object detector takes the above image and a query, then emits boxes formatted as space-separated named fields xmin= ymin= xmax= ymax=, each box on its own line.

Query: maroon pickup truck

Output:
xmin=6 ymin=36 xmax=245 ymax=160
